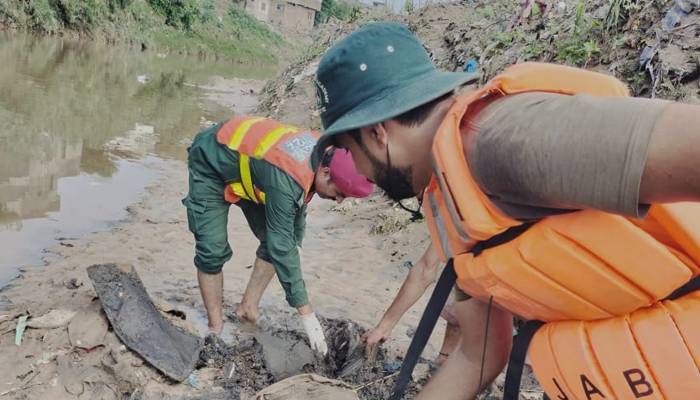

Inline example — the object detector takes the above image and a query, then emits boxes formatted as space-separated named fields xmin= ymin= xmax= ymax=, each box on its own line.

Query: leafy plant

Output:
xmin=605 ymin=0 xmax=641 ymax=32
xmin=315 ymin=0 xmax=359 ymax=25
xmin=149 ymin=0 xmax=201 ymax=30
xmin=555 ymin=1 xmax=601 ymax=65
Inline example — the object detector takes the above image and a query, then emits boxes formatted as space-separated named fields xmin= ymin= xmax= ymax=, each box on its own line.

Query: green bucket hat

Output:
xmin=310 ymin=21 xmax=479 ymax=170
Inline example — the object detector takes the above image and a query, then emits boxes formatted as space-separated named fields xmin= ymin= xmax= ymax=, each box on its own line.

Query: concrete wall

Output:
xmin=244 ymin=0 xmax=271 ymax=22
xmin=245 ymin=0 xmax=318 ymax=32
xmin=280 ymin=1 xmax=316 ymax=31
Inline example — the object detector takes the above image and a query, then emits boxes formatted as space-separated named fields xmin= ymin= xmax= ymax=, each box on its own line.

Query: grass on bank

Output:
xmin=0 ymin=0 xmax=284 ymax=64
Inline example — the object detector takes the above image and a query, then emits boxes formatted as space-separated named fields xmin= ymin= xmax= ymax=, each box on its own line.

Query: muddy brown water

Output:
xmin=0 ymin=33 xmax=272 ymax=287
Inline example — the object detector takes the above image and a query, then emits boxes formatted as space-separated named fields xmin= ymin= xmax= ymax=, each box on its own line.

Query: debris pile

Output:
xmin=196 ymin=318 xmax=429 ymax=399
xmin=1 ymin=264 xmax=430 ymax=399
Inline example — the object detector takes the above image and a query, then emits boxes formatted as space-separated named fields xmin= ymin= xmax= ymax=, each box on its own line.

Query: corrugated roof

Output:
xmin=286 ymin=0 xmax=322 ymax=11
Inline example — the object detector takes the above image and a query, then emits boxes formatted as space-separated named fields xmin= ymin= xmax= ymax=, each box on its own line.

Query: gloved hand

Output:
xmin=300 ymin=312 xmax=328 ymax=356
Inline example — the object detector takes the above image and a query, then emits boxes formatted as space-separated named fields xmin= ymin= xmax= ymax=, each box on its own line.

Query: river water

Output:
xmin=0 ymin=33 xmax=270 ymax=286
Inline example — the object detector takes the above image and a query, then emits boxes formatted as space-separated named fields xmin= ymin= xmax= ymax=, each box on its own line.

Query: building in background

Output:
xmin=243 ymin=0 xmax=322 ymax=32
xmin=359 ymin=0 xmax=386 ymax=8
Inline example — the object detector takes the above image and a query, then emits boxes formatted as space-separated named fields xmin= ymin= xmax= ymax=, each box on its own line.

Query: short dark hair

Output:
xmin=337 ymin=91 xmax=453 ymax=145
xmin=393 ymin=92 xmax=453 ymax=127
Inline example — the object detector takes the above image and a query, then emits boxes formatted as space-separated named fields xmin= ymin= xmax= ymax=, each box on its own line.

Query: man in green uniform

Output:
xmin=183 ymin=117 xmax=373 ymax=355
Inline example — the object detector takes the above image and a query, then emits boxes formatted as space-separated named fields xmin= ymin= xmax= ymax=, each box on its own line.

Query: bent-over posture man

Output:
xmin=183 ymin=116 xmax=373 ymax=355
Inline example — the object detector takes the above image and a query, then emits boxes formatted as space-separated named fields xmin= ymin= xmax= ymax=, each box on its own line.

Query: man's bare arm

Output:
xmin=363 ymin=243 xmax=441 ymax=347
xmin=640 ymin=102 xmax=700 ymax=204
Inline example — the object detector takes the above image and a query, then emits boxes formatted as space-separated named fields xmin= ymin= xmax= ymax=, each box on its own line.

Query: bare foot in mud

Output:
xmin=208 ymin=322 xmax=224 ymax=336
xmin=234 ymin=303 xmax=260 ymax=325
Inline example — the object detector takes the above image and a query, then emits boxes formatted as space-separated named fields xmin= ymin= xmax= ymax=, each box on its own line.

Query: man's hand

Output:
xmin=363 ymin=323 xmax=391 ymax=347
xmin=300 ymin=312 xmax=329 ymax=356
xmin=363 ymin=322 xmax=392 ymax=360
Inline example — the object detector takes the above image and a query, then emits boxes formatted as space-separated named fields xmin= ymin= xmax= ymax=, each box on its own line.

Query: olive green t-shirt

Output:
xmin=465 ymin=92 xmax=670 ymax=220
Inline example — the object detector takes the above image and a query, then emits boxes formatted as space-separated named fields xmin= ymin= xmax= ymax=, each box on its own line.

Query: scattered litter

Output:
xmin=464 ymin=59 xmax=478 ymax=73
xmin=255 ymin=374 xmax=360 ymax=400
xmin=411 ymin=363 xmax=430 ymax=382
xmin=15 ymin=315 xmax=27 ymax=346
xmin=136 ymin=75 xmax=150 ymax=84
xmin=57 ymin=355 xmax=85 ymax=396
xmin=662 ymin=0 xmax=699 ymax=31
xmin=68 ymin=300 xmax=108 ymax=350
xmin=187 ymin=372 xmax=198 ymax=388
xmin=27 ymin=309 xmax=77 ymax=329
xmin=65 ymin=278 xmax=82 ymax=290
xmin=226 ymin=362 xmax=237 ymax=379
xmin=153 ymin=298 xmax=186 ymax=320
xmin=383 ymin=361 xmax=402 ymax=374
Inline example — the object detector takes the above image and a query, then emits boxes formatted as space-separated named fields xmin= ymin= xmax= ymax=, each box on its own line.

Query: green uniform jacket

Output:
xmin=183 ymin=124 xmax=309 ymax=307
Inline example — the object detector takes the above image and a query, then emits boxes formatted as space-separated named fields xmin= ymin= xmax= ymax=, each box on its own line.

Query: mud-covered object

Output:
xmin=87 ymin=263 xmax=203 ymax=382
xmin=255 ymin=374 xmax=360 ymax=400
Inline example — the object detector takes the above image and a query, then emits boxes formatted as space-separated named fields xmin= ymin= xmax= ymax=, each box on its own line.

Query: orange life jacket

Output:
xmin=424 ymin=62 xmax=700 ymax=322
xmin=422 ymin=62 xmax=700 ymax=399
xmin=215 ymin=116 xmax=319 ymax=205
xmin=529 ymin=290 xmax=700 ymax=399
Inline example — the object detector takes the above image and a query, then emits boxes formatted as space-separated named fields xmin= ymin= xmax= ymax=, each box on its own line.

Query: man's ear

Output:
xmin=362 ymin=123 xmax=389 ymax=149
xmin=321 ymin=166 xmax=331 ymax=175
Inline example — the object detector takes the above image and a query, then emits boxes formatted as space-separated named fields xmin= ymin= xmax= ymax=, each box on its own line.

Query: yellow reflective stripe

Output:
xmin=230 ymin=183 xmax=266 ymax=204
xmin=253 ymin=125 xmax=298 ymax=158
xmin=239 ymin=154 xmax=260 ymax=204
xmin=229 ymin=117 xmax=265 ymax=150
xmin=230 ymin=183 xmax=249 ymax=200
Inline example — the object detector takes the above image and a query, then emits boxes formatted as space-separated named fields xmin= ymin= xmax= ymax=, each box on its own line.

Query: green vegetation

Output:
xmin=314 ymin=0 xmax=360 ymax=25
xmin=604 ymin=0 xmax=641 ymax=33
xmin=149 ymin=0 xmax=201 ymax=30
xmin=554 ymin=2 xmax=601 ymax=65
xmin=0 ymin=0 xmax=285 ymax=64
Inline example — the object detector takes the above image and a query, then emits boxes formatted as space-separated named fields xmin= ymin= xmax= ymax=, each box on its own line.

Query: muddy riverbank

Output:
xmin=0 ymin=57 xmax=448 ymax=398
xmin=0 ymin=152 xmax=445 ymax=399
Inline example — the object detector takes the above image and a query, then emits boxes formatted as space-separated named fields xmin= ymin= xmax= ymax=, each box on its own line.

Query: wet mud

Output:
xmin=197 ymin=318 xmax=427 ymax=399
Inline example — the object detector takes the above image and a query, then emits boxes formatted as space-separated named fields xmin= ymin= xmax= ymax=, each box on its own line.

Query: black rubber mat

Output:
xmin=87 ymin=263 xmax=203 ymax=382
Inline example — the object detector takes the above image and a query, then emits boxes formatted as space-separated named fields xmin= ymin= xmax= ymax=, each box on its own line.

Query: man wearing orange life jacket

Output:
xmin=310 ymin=22 xmax=700 ymax=399
xmin=183 ymin=116 xmax=373 ymax=355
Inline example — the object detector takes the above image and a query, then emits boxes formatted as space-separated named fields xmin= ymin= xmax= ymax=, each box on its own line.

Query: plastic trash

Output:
xmin=187 ymin=372 xmax=198 ymax=388
xmin=662 ymin=0 xmax=699 ymax=31
xmin=15 ymin=315 xmax=27 ymax=346
xmin=641 ymin=0 xmax=698 ymax=69
xmin=464 ymin=59 xmax=478 ymax=73
xmin=383 ymin=361 xmax=402 ymax=374
xmin=255 ymin=374 xmax=359 ymax=400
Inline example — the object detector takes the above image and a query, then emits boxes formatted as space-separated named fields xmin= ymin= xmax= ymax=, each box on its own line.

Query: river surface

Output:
xmin=0 ymin=33 xmax=271 ymax=286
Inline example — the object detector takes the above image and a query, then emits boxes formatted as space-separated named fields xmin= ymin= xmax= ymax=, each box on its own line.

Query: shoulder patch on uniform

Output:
xmin=279 ymin=132 xmax=316 ymax=162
